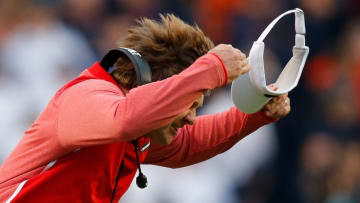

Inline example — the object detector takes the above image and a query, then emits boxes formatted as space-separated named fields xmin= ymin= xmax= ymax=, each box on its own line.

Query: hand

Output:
xmin=262 ymin=84 xmax=291 ymax=119
xmin=209 ymin=44 xmax=250 ymax=84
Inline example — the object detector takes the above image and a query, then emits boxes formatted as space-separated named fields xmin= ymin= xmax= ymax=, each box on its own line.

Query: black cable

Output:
xmin=111 ymin=141 xmax=148 ymax=202
xmin=132 ymin=141 xmax=148 ymax=189
xmin=111 ymin=160 xmax=124 ymax=203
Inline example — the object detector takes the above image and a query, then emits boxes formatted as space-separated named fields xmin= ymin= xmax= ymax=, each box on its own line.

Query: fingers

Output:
xmin=240 ymin=58 xmax=248 ymax=67
xmin=239 ymin=51 xmax=246 ymax=60
xmin=242 ymin=64 xmax=251 ymax=74
xmin=262 ymin=94 xmax=291 ymax=119
xmin=208 ymin=44 xmax=251 ymax=84
xmin=239 ymin=53 xmax=250 ymax=74
xmin=223 ymin=44 xmax=247 ymax=66
xmin=234 ymin=49 xmax=246 ymax=64
xmin=263 ymin=102 xmax=276 ymax=117
xmin=268 ymin=84 xmax=278 ymax=91
xmin=277 ymin=97 xmax=290 ymax=116
xmin=240 ymin=60 xmax=250 ymax=74
xmin=284 ymin=97 xmax=291 ymax=114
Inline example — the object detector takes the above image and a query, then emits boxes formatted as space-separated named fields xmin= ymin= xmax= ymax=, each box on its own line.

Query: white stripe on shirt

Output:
xmin=6 ymin=160 xmax=57 ymax=202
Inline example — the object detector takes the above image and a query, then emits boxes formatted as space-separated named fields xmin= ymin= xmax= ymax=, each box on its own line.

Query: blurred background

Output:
xmin=1 ymin=0 xmax=360 ymax=202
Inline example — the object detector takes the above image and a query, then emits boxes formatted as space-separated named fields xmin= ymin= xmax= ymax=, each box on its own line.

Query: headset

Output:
xmin=100 ymin=47 xmax=152 ymax=85
xmin=100 ymin=48 xmax=151 ymax=202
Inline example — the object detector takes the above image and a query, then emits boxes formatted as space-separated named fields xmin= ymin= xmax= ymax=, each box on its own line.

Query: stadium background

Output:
xmin=1 ymin=0 xmax=360 ymax=202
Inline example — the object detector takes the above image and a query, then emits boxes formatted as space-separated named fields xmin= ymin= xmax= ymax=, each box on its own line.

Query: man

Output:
xmin=0 ymin=14 xmax=290 ymax=202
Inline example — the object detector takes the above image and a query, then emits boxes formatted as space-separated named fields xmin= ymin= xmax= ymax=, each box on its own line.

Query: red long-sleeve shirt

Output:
xmin=0 ymin=53 xmax=274 ymax=202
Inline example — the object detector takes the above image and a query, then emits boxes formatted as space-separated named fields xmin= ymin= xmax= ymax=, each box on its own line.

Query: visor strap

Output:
xmin=295 ymin=9 xmax=306 ymax=35
xmin=295 ymin=34 xmax=305 ymax=48
xmin=257 ymin=8 xmax=305 ymax=43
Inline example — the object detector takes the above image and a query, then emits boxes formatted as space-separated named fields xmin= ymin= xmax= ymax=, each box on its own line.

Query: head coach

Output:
xmin=0 ymin=14 xmax=290 ymax=202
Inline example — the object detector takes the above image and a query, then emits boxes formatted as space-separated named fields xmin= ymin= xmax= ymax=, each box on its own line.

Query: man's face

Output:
xmin=145 ymin=95 xmax=204 ymax=145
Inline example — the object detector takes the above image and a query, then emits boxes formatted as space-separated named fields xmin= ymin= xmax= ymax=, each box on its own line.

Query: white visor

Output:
xmin=231 ymin=8 xmax=310 ymax=113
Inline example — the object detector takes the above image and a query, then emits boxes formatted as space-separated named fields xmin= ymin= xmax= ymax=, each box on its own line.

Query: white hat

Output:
xmin=231 ymin=8 xmax=310 ymax=113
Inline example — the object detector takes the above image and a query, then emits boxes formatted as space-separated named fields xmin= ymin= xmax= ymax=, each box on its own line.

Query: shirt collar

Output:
xmin=87 ymin=62 xmax=119 ymax=86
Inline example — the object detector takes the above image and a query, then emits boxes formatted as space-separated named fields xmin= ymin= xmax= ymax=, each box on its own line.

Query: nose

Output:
xmin=184 ymin=109 xmax=196 ymax=125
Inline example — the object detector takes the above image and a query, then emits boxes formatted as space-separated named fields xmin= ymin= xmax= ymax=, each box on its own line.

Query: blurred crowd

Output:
xmin=1 ymin=0 xmax=360 ymax=202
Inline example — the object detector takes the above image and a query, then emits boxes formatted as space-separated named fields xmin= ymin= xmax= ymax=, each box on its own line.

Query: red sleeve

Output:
xmin=57 ymin=53 xmax=226 ymax=148
xmin=144 ymin=107 xmax=276 ymax=168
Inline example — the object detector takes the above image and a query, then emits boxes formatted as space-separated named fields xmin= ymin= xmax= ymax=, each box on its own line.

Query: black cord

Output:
xmin=111 ymin=159 xmax=124 ymax=203
xmin=111 ymin=141 xmax=148 ymax=202
xmin=132 ymin=141 xmax=148 ymax=189
xmin=133 ymin=141 xmax=143 ymax=174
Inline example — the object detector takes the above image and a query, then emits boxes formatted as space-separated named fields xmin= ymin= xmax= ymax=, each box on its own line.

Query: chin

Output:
xmin=148 ymin=126 xmax=177 ymax=145
xmin=151 ymin=134 xmax=174 ymax=145
xmin=164 ymin=135 xmax=174 ymax=145
xmin=159 ymin=135 xmax=174 ymax=145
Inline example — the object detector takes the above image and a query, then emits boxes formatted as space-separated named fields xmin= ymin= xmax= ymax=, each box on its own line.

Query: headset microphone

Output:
xmin=136 ymin=174 xmax=148 ymax=189
xmin=133 ymin=140 xmax=148 ymax=189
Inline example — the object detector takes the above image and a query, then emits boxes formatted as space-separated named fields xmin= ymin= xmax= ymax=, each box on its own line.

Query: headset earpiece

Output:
xmin=100 ymin=48 xmax=152 ymax=85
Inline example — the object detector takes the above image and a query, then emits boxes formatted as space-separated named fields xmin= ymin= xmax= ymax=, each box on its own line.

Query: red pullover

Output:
xmin=0 ymin=53 xmax=274 ymax=202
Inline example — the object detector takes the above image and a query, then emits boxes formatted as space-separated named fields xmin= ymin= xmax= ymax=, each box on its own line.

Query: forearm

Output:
xmin=58 ymin=54 xmax=226 ymax=148
xmin=116 ymin=54 xmax=226 ymax=139
xmin=144 ymin=107 xmax=275 ymax=168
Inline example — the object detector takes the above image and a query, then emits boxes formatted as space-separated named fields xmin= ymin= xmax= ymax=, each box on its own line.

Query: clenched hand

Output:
xmin=209 ymin=44 xmax=250 ymax=84
xmin=262 ymin=84 xmax=291 ymax=119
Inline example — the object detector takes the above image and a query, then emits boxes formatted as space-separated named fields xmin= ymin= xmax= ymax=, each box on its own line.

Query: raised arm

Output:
xmin=57 ymin=53 xmax=226 ymax=148
xmin=144 ymin=107 xmax=275 ymax=168
xmin=57 ymin=44 xmax=254 ymax=149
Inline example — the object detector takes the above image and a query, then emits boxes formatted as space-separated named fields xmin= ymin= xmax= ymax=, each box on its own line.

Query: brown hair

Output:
xmin=112 ymin=14 xmax=214 ymax=90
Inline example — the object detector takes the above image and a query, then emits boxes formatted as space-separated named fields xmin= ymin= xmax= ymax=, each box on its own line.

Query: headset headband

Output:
xmin=100 ymin=47 xmax=152 ymax=85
